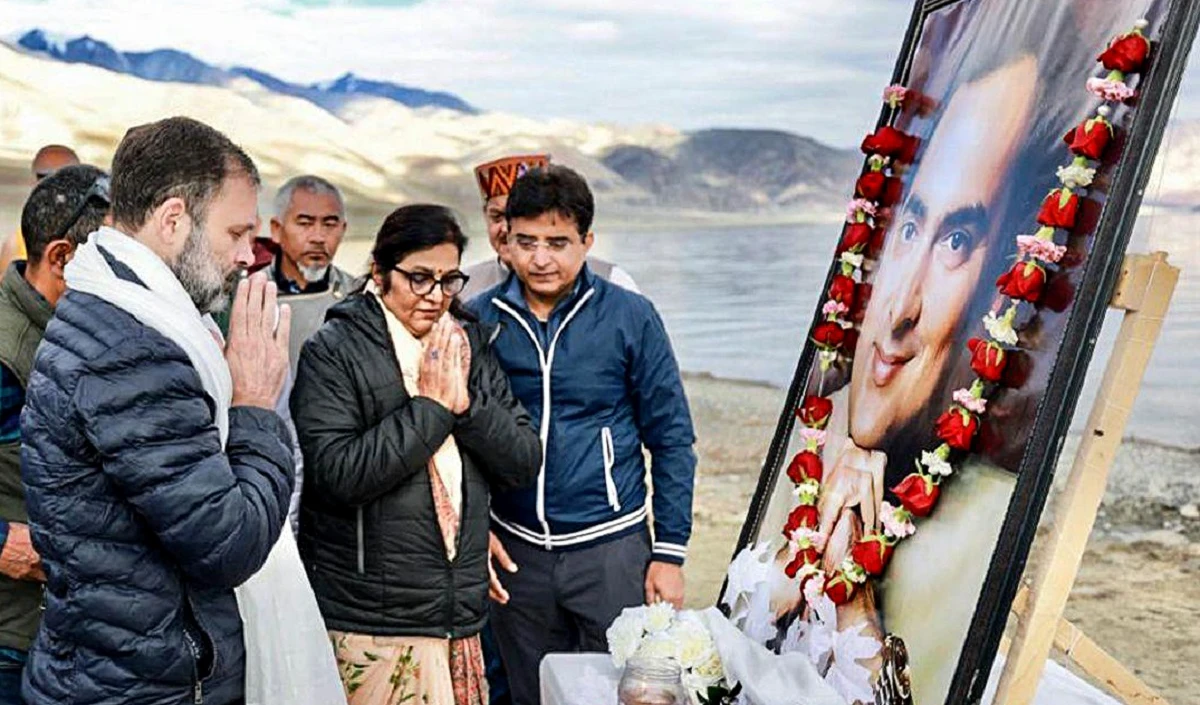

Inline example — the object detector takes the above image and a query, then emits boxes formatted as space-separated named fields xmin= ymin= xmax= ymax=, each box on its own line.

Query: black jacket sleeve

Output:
xmin=75 ymin=337 xmax=294 ymax=590
xmin=291 ymin=332 xmax=455 ymax=507
xmin=453 ymin=329 xmax=541 ymax=491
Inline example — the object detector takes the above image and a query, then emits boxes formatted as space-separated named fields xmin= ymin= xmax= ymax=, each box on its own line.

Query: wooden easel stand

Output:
xmin=995 ymin=252 xmax=1180 ymax=705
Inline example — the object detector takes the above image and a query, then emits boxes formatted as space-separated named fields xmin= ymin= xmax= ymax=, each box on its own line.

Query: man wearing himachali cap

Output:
xmin=460 ymin=154 xmax=639 ymax=302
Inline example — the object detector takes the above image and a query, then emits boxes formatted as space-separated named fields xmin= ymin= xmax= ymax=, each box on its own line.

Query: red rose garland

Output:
xmin=967 ymin=337 xmax=1008 ymax=383
xmin=783 ymin=20 xmax=1151 ymax=607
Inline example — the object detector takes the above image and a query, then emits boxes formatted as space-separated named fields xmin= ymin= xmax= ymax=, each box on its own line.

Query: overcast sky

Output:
xmin=2 ymin=0 xmax=1199 ymax=147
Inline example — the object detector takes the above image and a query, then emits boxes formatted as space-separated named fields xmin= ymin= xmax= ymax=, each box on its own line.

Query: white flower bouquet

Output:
xmin=606 ymin=603 xmax=741 ymax=705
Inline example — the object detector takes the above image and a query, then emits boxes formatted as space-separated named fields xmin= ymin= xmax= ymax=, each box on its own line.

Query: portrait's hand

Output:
xmin=826 ymin=510 xmax=885 ymax=677
xmin=818 ymin=438 xmax=887 ymax=543
xmin=770 ymin=538 xmax=805 ymax=620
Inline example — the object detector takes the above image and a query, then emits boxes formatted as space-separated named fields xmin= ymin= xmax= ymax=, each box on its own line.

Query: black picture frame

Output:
xmin=723 ymin=1 xmax=1200 ymax=702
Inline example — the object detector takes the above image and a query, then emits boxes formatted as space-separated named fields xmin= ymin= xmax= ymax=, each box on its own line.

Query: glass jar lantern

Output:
xmin=617 ymin=656 xmax=690 ymax=705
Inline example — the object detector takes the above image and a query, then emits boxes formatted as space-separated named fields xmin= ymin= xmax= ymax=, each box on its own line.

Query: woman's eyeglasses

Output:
xmin=53 ymin=176 xmax=111 ymax=242
xmin=394 ymin=268 xmax=470 ymax=297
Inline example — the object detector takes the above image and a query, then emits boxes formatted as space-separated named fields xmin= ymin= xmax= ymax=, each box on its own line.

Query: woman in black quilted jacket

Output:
xmin=291 ymin=204 xmax=539 ymax=704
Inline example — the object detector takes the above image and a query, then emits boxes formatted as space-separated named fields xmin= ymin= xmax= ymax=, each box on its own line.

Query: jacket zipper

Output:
xmin=443 ymin=557 xmax=456 ymax=639
xmin=601 ymin=427 xmax=621 ymax=512
xmin=182 ymin=627 xmax=204 ymax=704
xmin=181 ymin=583 xmax=211 ymax=704
xmin=493 ymin=290 xmax=595 ymax=549
xmin=356 ymin=506 xmax=365 ymax=574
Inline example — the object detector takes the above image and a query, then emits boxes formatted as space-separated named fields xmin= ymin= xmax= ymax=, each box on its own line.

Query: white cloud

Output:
xmin=566 ymin=20 xmax=620 ymax=43
xmin=2 ymin=0 xmax=1198 ymax=147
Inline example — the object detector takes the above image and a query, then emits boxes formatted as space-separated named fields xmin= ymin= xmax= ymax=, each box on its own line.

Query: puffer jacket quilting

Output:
xmin=292 ymin=293 xmax=540 ymax=639
xmin=19 ymin=256 xmax=294 ymax=705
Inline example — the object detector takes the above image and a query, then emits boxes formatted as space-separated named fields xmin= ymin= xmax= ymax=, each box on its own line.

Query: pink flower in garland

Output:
xmin=1016 ymin=235 xmax=1067 ymax=264
xmin=883 ymin=84 xmax=908 ymax=109
xmin=785 ymin=527 xmax=828 ymax=578
xmin=846 ymin=198 xmax=878 ymax=223
xmin=880 ymin=502 xmax=915 ymax=540
xmin=822 ymin=300 xmax=850 ymax=318
xmin=1086 ymin=77 xmax=1136 ymax=102
xmin=800 ymin=427 xmax=827 ymax=451
xmin=953 ymin=387 xmax=988 ymax=415
xmin=791 ymin=526 xmax=828 ymax=553
xmin=802 ymin=570 xmax=827 ymax=604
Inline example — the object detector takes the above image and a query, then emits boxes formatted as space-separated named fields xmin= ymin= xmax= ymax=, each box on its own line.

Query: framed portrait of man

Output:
xmin=722 ymin=1 xmax=1200 ymax=703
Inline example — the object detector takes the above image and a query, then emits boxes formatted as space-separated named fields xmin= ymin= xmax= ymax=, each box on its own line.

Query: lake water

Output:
xmin=343 ymin=212 xmax=1200 ymax=450
xmin=2 ymin=195 xmax=1192 ymax=449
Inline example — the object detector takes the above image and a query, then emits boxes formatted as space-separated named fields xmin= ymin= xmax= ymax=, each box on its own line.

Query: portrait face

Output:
xmin=270 ymin=187 xmax=347 ymax=283
xmin=849 ymin=55 xmax=1037 ymax=449
xmin=507 ymin=211 xmax=593 ymax=308
xmin=484 ymin=194 xmax=510 ymax=262
xmin=729 ymin=0 xmax=1188 ymax=702
xmin=375 ymin=242 xmax=463 ymax=338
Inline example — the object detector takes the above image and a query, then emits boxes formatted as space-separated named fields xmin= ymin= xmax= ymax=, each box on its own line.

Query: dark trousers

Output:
xmin=489 ymin=529 xmax=650 ymax=705
xmin=480 ymin=621 xmax=511 ymax=705
xmin=0 ymin=648 xmax=26 ymax=705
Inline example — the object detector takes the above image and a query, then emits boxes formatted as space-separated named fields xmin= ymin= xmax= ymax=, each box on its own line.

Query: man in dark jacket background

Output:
xmin=19 ymin=116 xmax=295 ymax=705
xmin=471 ymin=165 xmax=697 ymax=705
xmin=0 ymin=164 xmax=110 ymax=705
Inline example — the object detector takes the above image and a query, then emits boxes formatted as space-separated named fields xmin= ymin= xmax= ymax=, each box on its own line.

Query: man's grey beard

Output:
xmin=299 ymin=263 xmax=329 ymax=284
xmin=172 ymin=226 xmax=239 ymax=315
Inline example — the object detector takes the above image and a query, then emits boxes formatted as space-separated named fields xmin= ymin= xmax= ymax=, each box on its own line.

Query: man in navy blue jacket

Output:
xmin=19 ymin=117 xmax=294 ymax=705
xmin=470 ymin=165 xmax=696 ymax=705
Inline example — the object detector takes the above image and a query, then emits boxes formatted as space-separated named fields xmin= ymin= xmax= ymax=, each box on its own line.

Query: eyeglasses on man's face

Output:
xmin=511 ymin=234 xmax=583 ymax=254
xmin=394 ymin=268 xmax=470 ymax=297
xmin=53 ymin=175 xmax=111 ymax=242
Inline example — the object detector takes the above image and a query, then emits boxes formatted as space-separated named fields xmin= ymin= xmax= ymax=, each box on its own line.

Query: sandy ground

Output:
xmin=679 ymin=374 xmax=1200 ymax=705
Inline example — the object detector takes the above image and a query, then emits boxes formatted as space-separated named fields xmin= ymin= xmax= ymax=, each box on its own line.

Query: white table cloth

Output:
xmin=540 ymin=652 xmax=1123 ymax=705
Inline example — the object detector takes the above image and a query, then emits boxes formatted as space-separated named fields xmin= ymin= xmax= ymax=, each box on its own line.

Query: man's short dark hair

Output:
xmin=21 ymin=164 xmax=109 ymax=264
xmin=110 ymin=116 xmax=260 ymax=232
xmin=505 ymin=164 xmax=595 ymax=235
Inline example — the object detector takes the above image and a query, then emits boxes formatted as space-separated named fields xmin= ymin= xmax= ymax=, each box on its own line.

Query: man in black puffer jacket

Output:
xmin=19 ymin=117 xmax=295 ymax=705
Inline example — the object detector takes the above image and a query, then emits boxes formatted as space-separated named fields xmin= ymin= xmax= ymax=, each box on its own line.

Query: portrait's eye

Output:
xmin=408 ymin=273 xmax=432 ymax=286
xmin=935 ymin=228 xmax=978 ymax=269
xmin=899 ymin=220 xmax=919 ymax=244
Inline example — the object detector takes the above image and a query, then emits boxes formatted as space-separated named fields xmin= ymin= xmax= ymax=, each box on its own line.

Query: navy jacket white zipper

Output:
xmin=492 ymin=289 xmax=595 ymax=549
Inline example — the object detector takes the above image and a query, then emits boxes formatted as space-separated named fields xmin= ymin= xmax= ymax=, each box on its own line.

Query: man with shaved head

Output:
xmin=0 ymin=146 xmax=81 ymax=273
xmin=30 ymin=146 xmax=79 ymax=182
